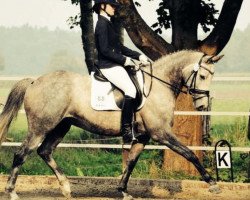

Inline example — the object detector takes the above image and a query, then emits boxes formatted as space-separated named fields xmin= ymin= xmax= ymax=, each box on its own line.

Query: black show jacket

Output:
xmin=95 ymin=15 xmax=141 ymax=69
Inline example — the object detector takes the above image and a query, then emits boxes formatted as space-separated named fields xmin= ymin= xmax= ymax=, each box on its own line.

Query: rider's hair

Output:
xmin=93 ymin=3 xmax=106 ymax=14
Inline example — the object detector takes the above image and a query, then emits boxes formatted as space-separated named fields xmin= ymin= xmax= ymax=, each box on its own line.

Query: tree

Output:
xmin=70 ymin=0 xmax=243 ymax=174
xmin=118 ymin=0 xmax=243 ymax=57
xmin=79 ymin=0 xmax=96 ymax=74
xmin=67 ymin=0 xmax=96 ymax=74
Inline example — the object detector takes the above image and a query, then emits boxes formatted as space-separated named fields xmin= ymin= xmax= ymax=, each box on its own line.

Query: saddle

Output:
xmin=91 ymin=64 xmax=145 ymax=111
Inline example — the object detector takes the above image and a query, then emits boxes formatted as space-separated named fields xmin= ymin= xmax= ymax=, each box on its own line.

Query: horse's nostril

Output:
xmin=197 ymin=105 xmax=204 ymax=111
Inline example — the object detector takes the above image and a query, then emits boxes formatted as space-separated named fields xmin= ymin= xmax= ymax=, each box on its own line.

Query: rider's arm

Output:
xmin=120 ymin=45 xmax=141 ymax=61
xmin=96 ymin=22 xmax=126 ymax=65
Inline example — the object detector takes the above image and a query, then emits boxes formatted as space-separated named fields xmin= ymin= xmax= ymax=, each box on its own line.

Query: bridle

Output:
xmin=138 ymin=54 xmax=214 ymax=101
xmin=183 ymin=54 xmax=214 ymax=101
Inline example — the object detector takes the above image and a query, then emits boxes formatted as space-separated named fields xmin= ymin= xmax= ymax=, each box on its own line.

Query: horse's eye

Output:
xmin=200 ymin=75 xmax=206 ymax=80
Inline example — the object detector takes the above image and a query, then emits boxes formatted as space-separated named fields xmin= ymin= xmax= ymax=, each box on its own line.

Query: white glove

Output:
xmin=124 ymin=57 xmax=133 ymax=66
xmin=124 ymin=57 xmax=139 ymax=71
xmin=139 ymin=54 xmax=150 ymax=65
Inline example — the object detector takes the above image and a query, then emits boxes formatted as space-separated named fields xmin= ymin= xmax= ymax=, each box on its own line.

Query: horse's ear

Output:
xmin=206 ymin=55 xmax=224 ymax=64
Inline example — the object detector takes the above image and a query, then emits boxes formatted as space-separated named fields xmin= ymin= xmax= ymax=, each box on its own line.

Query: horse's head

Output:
xmin=182 ymin=54 xmax=224 ymax=111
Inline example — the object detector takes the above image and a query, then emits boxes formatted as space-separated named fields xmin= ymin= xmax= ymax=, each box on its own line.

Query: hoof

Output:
xmin=60 ymin=180 xmax=72 ymax=198
xmin=122 ymin=191 xmax=134 ymax=200
xmin=9 ymin=191 xmax=20 ymax=200
xmin=209 ymin=184 xmax=221 ymax=194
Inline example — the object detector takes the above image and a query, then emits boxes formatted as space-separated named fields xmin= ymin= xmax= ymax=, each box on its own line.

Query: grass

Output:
xmin=210 ymin=117 xmax=249 ymax=147
xmin=210 ymin=81 xmax=250 ymax=112
xmin=204 ymin=117 xmax=250 ymax=182
xmin=0 ymin=114 xmax=249 ymax=182
xmin=0 ymin=147 xmax=123 ymax=177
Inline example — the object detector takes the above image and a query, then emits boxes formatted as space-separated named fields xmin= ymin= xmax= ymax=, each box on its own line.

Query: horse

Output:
xmin=0 ymin=50 xmax=223 ymax=200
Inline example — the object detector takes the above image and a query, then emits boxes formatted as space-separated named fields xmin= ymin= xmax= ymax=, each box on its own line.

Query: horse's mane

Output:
xmin=153 ymin=50 xmax=203 ymax=74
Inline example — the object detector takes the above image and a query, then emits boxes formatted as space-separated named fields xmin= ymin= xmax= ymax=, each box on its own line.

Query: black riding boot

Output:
xmin=121 ymin=95 xmax=135 ymax=144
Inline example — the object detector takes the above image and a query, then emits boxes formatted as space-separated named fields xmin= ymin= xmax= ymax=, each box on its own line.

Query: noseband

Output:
xmin=184 ymin=54 xmax=214 ymax=101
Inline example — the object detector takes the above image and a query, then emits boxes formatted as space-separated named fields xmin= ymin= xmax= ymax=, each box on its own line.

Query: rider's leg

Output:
xmin=100 ymin=66 xmax=136 ymax=143
xmin=120 ymin=95 xmax=135 ymax=143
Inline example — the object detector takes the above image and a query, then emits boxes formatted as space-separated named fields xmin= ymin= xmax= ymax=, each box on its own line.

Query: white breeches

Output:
xmin=100 ymin=66 xmax=136 ymax=98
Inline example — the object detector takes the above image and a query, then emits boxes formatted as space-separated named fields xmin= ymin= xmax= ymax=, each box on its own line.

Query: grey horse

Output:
xmin=0 ymin=50 xmax=223 ymax=200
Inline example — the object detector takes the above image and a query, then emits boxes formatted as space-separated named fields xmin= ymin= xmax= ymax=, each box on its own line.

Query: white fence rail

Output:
xmin=1 ymin=142 xmax=250 ymax=152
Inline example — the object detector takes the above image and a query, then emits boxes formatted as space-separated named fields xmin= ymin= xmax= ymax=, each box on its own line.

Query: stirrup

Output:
xmin=122 ymin=122 xmax=138 ymax=144
xmin=131 ymin=121 xmax=138 ymax=142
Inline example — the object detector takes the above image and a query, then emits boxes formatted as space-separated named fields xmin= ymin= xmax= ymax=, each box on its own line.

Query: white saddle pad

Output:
xmin=91 ymin=70 xmax=146 ymax=111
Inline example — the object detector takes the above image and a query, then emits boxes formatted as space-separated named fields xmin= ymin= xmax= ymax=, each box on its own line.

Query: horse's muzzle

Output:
xmin=197 ymin=105 xmax=206 ymax=111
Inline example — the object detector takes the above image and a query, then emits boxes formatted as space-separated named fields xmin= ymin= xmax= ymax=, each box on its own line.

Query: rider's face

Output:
xmin=103 ymin=4 xmax=116 ymax=16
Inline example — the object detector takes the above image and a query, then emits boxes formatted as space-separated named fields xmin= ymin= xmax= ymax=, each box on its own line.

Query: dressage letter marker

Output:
xmin=215 ymin=140 xmax=234 ymax=182
xmin=216 ymin=150 xmax=231 ymax=168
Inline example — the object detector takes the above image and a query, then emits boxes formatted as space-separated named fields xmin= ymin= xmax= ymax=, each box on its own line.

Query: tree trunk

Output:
xmin=163 ymin=93 xmax=203 ymax=175
xmin=118 ymin=0 xmax=175 ymax=60
xmin=169 ymin=0 xmax=200 ymax=50
xmin=163 ymin=0 xmax=202 ymax=176
xmin=80 ymin=0 xmax=95 ymax=74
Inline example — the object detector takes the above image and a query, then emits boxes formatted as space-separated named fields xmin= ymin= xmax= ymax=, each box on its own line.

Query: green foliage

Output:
xmin=203 ymin=118 xmax=250 ymax=183
xmin=203 ymin=151 xmax=250 ymax=183
xmin=67 ymin=13 xmax=81 ymax=29
xmin=0 ymin=147 xmax=123 ymax=176
xmin=151 ymin=1 xmax=171 ymax=34
xmin=200 ymin=0 xmax=219 ymax=32
xmin=210 ymin=118 xmax=249 ymax=147
xmin=151 ymin=0 xmax=218 ymax=34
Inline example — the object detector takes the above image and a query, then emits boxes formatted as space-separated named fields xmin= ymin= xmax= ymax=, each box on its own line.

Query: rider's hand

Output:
xmin=139 ymin=54 xmax=150 ymax=65
xmin=124 ymin=57 xmax=134 ymax=66
xmin=124 ymin=57 xmax=139 ymax=72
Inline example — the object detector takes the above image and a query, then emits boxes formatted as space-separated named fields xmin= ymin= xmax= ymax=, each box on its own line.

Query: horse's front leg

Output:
xmin=152 ymin=130 xmax=221 ymax=194
xmin=118 ymin=135 xmax=150 ymax=200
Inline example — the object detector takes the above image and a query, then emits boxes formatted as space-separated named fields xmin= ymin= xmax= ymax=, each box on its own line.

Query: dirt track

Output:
xmin=0 ymin=175 xmax=249 ymax=200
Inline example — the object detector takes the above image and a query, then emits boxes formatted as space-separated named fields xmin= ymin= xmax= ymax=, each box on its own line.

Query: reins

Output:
xmin=138 ymin=54 xmax=211 ymax=99
xmin=140 ymin=64 xmax=187 ymax=96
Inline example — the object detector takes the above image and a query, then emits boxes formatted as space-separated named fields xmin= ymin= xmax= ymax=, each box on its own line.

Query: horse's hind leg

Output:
xmin=118 ymin=135 xmax=150 ymax=200
xmin=37 ymin=119 xmax=71 ymax=198
xmin=154 ymin=133 xmax=221 ymax=193
xmin=5 ymin=134 xmax=44 ymax=200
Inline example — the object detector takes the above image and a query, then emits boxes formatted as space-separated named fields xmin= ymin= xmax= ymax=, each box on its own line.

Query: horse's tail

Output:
xmin=0 ymin=78 xmax=34 ymax=145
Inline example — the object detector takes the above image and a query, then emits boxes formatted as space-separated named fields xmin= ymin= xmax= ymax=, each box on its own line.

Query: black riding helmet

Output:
xmin=93 ymin=0 xmax=120 ymax=14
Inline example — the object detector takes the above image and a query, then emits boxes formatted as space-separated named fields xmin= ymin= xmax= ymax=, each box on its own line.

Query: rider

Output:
xmin=93 ymin=0 xmax=149 ymax=143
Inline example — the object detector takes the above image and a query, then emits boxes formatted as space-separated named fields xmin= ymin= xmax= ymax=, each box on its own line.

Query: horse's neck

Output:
xmin=152 ymin=61 xmax=184 ymax=95
xmin=152 ymin=51 xmax=202 ymax=91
